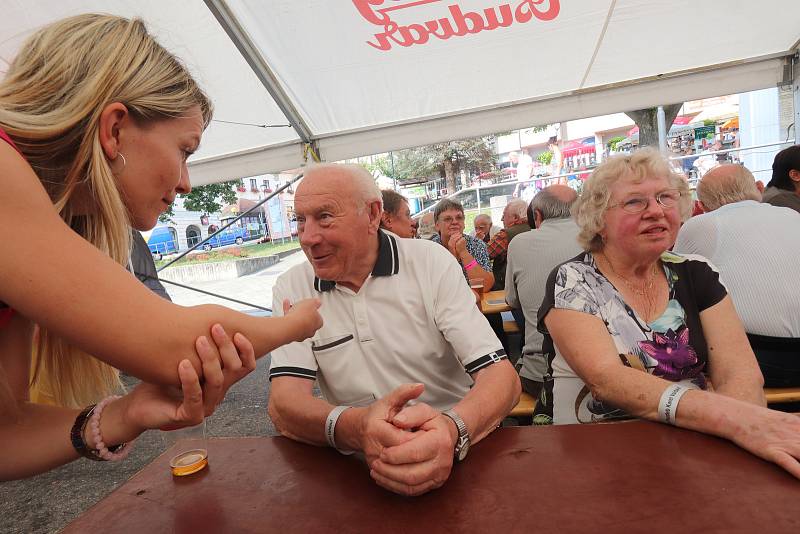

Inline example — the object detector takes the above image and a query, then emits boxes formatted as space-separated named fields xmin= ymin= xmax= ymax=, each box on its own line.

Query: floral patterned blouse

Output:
xmin=533 ymin=251 xmax=727 ymax=425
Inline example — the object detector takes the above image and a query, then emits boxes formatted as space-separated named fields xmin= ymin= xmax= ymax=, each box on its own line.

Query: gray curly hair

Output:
xmin=573 ymin=148 xmax=692 ymax=251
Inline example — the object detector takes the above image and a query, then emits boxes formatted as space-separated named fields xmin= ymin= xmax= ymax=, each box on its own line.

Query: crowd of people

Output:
xmin=1 ymin=14 xmax=799 ymax=501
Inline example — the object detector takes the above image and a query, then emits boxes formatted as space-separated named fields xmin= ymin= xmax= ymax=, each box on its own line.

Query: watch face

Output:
xmin=457 ymin=439 xmax=470 ymax=461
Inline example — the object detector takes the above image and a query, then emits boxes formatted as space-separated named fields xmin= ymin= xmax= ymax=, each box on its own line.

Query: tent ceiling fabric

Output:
xmin=3 ymin=1 xmax=799 ymax=185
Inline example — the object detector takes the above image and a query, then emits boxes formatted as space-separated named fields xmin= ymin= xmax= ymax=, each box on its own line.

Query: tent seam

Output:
xmin=579 ymin=0 xmax=617 ymax=90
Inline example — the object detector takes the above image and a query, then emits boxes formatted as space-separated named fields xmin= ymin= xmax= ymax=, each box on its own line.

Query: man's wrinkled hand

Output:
xmin=358 ymin=383 xmax=426 ymax=469
xmin=368 ymin=402 xmax=458 ymax=496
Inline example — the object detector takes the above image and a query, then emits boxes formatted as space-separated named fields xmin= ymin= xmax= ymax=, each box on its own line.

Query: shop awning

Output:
xmin=3 ymin=1 xmax=798 ymax=185
xmin=561 ymin=137 xmax=597 ymax=157
xmin=722 ymin=117 xmax=740 ymax=129
xmin=691 ymin=102 xmax=740 ymax=124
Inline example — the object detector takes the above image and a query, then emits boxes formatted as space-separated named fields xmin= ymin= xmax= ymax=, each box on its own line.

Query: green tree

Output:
xmin=159 ymin=180 xmax=241 ymax=222
xmin=537 ymin=150 xmax=553 ymax=165
xmin=369 ymin=137 xmax=498 ymax=193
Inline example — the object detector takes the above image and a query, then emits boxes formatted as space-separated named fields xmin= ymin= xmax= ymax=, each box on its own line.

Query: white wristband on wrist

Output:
xmin=658 ymin=383 xmax=691 ymax=425
xmin=325 ymin=405 xmax=354 ymax=455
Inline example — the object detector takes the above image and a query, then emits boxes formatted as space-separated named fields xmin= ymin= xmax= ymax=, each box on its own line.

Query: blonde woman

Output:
xmin=0 ymin=14 xmax=321 ymax=480
xmin=533 ymin=148 xmax=800 ymax=479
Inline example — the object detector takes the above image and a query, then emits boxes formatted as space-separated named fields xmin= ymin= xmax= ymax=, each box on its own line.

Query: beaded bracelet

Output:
xmin=70 ymin=404 xmax=104 ymax=461
xmin=87 ymin=395 xmax=135 ymax=461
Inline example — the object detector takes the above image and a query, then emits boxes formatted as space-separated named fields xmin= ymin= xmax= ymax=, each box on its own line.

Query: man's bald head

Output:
xmin=474 ymin=214 xmax=492 ymax=225
xmin=546 ymin=184 xmax=577 ymax=204
xmin=530 ymin=184 xmax=577 ymax=228
xmin=298 ymin=163 xmax=382 ymax=212
xmin=697 ymin=164 xmax=760 ymax=212
xmin=294 ymin=164 xmax=384 ymax=288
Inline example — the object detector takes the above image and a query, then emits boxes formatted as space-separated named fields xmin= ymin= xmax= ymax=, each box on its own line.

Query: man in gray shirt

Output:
xmin=131 ymin=230 xmax=172 ymax=301
xmin=762 ymin=144 xmax=800 ymax=214
xmin=505 ymin=185 xmax=581 ymax=396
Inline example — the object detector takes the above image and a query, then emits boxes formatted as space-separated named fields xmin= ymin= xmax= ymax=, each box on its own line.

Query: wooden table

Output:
xmin=63 ymin=422 xmax=800 ymax=534
xmin=480 ymin=289 xmax=511 ymax=314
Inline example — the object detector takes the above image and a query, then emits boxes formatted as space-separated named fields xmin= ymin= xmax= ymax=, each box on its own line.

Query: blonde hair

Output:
xmin=573 ymin=148 xmax=692 ymax=251
xmin=697 ymin=164 xmax=761 ymax=211
xmin=0 ymin=14 xmax=212 ymax=407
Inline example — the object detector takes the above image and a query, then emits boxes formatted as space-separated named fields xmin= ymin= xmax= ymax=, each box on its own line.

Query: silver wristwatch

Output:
xmin=442 ymin=409 xmax=470 ymax=462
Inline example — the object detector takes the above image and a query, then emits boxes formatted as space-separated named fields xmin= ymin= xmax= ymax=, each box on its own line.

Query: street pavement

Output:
xmin=161 ymin=248 xmax=308 ymax=312
xmin=0 ymin=250 xmax=309 ymax=534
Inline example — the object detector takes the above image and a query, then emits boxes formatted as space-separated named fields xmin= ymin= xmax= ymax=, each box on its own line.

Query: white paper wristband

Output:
xmin=325 ymin=405 xmax=352 ymax=453
xmin=658 ymin=383 xmax=691 ymax=425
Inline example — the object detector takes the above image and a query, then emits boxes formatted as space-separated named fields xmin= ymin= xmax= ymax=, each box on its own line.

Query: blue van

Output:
xmin=201 ymin=226 xmax=248 ymax=250
xmin=146 ymin=227 xmax=178 ymax=259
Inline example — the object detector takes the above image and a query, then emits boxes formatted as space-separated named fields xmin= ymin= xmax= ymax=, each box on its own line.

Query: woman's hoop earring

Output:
xmin=117 ymin=152 xmax=127 ymax=169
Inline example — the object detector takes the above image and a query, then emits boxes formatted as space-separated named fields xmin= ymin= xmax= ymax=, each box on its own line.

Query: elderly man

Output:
xmin=674 ymin=164 xmax=800 ymax=387
xmin=416 ymin=211 xmax=436 ymax=239
xmin=762 ymin=145 xmax=800 ymax=214
xmin=432 ymin=199 xmax=494 ymax=289
xmin=380 ymin=189 xmax=417 ymax=238
xmin=487 ymin=199 xmax=529 ymax=291
xmin=268 ymin=164 xmax=520 ymax=497
xmin=470 ymin=213 xmax=500 ymax=244
xmin=505 ymin=186 xmax=581 ymax=397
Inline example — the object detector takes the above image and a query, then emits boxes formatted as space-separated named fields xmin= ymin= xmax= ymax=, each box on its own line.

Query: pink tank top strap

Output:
xmin=0 ymin=126 xmax=22 ymax=154
xmin=0 ymin=308 xmax=13 ymax=328
xmin=0 ymin=126 xmax=20 ymax=322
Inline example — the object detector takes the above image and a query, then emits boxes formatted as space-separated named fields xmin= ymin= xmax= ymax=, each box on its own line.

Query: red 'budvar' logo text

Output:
xmin=352 ymin=0 xmax=561 ymax=51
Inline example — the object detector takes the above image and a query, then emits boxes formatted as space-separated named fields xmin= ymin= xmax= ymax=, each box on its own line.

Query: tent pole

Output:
xmin=657 ymin=106 xmax=668 ymax=153
xmin=794 ymin=53 xmax=800 ymax=145
xmin=204 ymin=0 xmax=316 ymax=147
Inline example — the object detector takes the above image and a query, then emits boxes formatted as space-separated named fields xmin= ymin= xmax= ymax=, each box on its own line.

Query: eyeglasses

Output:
xmin=439 ymin=214 xmax=465 ymax=224
xmin=608 ymin=189 xmax=683 ymax=214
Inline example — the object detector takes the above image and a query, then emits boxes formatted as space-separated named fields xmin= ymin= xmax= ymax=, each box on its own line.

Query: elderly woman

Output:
xmin=534 ymin=149 xmax=800 ymax=479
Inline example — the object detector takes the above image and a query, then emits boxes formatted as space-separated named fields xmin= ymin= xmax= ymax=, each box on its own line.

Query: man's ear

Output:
xmin=534 ymin=209 xmax=544 ymax=229
xmin=789 ymin=169 xmax=800 ymax=183
xmin=367 ymin=200 xmax=383 ymax=232
xmin=97 ymin=102 xmax=131 ymax=160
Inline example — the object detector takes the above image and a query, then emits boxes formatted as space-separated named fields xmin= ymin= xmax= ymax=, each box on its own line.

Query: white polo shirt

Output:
xmin=269 ymin=230 xmax=506 ymax=411
xmin=674 ymin=200 xmax=800 ymax=337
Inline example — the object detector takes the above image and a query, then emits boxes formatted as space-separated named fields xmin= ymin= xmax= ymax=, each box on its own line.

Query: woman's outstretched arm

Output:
xmin=0 ymin=142 xmax=321 ymax=387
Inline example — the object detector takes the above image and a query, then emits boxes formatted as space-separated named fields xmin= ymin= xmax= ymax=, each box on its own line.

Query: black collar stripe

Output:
xmin=389 ymin=232 xmax=400 ymax=275
xmin=313 ymin=230 xmax=400 ymax=292
xmin=371 ymin=229 xmax=395 ymax=277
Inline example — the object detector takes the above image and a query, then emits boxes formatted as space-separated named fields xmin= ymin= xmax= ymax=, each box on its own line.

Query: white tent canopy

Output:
xmin=3 ymin=1 xmax=799 ymax=185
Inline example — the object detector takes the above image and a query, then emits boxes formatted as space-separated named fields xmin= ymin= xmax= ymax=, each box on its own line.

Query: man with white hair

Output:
xmin=674 ymin=164 xmax=800 ymax=387
xmin=268 ymin=164 xmax=520 ymax=497
xmin=470 ymin=213 xmax=500 ymax=244
xmin=505 ymin=185 xmax=581 ymax=397
xmin=487 ymin=198 xmax=530 ymax=290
